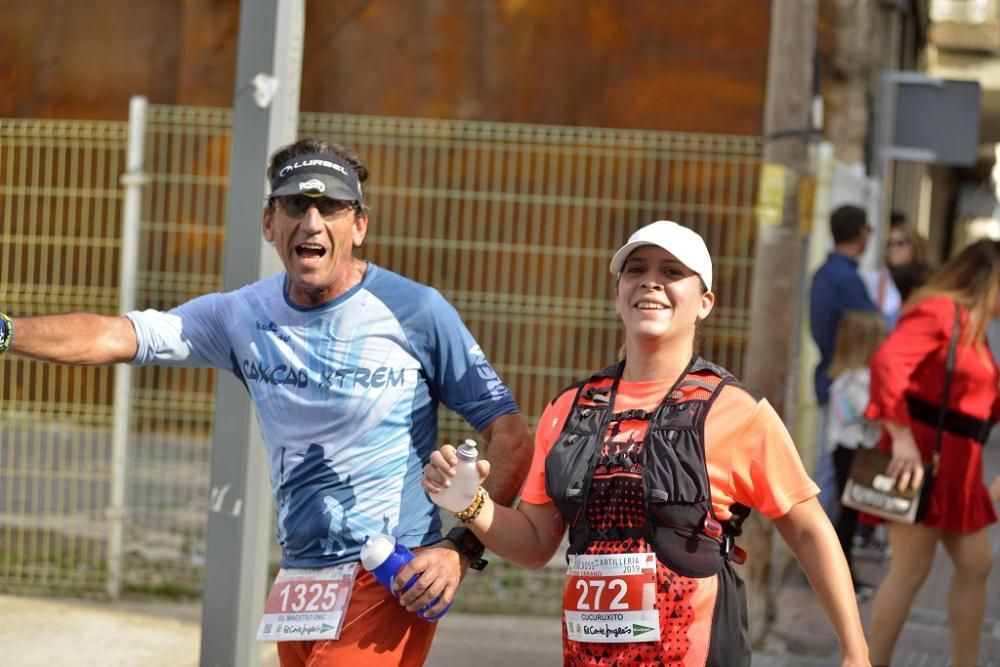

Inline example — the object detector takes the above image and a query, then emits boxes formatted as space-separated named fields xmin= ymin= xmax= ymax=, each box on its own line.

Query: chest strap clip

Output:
xmin=611 ymin=408 xmax=651 ymax=422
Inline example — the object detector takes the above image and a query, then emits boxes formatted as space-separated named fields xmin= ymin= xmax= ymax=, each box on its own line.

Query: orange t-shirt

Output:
xmin=520 ymin=377 xmax=818 ymax=520
xmin=521 ymin=375 xmax=818 ymax=666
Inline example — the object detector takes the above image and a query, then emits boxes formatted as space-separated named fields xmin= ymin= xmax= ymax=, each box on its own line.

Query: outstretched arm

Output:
xmin=773 ymin=496 xmax=870 ymax=667
xmin=7 ymin=313 xmax=138 ymax=365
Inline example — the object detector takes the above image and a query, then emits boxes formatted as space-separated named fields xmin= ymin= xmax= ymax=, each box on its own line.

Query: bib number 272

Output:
xmin=574 ymin=578 xmax=629 ymax=610
xmin=563 ymin=553 xmax=660 ymax=644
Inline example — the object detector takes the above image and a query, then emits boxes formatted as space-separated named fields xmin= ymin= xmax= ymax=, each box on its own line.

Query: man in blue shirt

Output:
xmin=0 ymin=139 xmax=534 ymax=666
xmin=809 ymin=204 xmax=878 ymax=516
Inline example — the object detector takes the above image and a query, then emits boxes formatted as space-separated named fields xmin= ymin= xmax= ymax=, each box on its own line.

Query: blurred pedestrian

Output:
xmin=424 ymin=221 xmax=871 ymax=667
xmin=864 ymin=239 xmax=1000 ymax=667
xmin=810 ymin=205 xmax=880 ymax=518
xmin=862 ymin=210 xmax=932 ymax=329
xmin=0 ymin=138 xmax=534 ymax=667
xmin=824 ymin=310 xmax=885 ymax=593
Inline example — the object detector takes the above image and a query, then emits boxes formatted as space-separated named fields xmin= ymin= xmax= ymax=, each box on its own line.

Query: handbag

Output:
xmin=840 ymin=301 xmax=960 ymax=523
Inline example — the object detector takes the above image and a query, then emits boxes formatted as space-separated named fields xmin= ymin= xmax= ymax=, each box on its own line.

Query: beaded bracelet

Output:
xmin=453 ymin=487 xmax=489 ymax=523
xmin=0 ymin=312 xmax=13 ymax=356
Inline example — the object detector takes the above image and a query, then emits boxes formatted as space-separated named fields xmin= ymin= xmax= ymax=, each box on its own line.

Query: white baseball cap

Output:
xmin=609 ymin=220 xmax=713 ymax=291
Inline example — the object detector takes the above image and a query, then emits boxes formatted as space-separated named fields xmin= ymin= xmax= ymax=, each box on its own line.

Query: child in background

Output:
xmin=825 ymin=310 xmax=886 ymax=593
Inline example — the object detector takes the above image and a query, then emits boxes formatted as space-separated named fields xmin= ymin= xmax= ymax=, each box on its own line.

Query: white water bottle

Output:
xmin=429 ymin=439 xmax=481 ymax=512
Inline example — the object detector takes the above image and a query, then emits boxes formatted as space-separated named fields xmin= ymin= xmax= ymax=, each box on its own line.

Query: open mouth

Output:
xmin=635 ymin=301 xmax=666 ymax=310
xmin=295 ymin=244 xmax=327 ymax=259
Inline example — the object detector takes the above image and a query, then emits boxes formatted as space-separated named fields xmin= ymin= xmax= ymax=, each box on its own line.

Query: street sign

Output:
xmin=883 ymin=72 xmax=981 ymax=166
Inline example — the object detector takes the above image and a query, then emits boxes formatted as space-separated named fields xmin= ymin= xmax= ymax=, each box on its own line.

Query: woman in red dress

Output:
xmin=864 ymin=239 xmax=1000 ymax=667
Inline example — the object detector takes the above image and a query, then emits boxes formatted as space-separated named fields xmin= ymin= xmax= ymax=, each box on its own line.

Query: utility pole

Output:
xmin=741 ymin=0 xmax=817 ymax=646
xmin=199 ymin=1 xmax=304 ymax=665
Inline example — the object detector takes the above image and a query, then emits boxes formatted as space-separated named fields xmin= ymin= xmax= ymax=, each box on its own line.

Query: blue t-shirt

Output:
xmin=808 ymin=252 xmax=878 ymax=405
xmin=127 ymin=263 xmax=519 ymax=567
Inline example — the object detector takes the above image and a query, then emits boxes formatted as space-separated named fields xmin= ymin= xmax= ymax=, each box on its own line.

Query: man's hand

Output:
xmin=393 ymin=540 xmax=469 ymax=617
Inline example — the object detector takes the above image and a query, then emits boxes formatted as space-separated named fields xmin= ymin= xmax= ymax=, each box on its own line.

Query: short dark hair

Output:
xmin=830 ymin=205 xmax=868 ymax=244
xmin=265 ymin=139 xmax=370 ymax=215
xmin=890 ymin=209 xmax=907 ymax=228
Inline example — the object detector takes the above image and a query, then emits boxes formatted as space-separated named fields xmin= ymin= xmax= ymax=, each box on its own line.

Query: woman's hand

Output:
xmin=422 ymin=443 xmax=491 ymax=495
xmin=884 ymin=422 xmax=924 ymax=492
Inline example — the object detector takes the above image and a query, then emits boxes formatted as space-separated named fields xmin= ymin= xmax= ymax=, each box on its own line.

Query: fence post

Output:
xmin=107 ymin=95 xmax=147 ymax=599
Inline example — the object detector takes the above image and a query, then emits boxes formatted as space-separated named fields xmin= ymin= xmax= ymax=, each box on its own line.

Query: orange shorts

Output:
xmin=276 ymin=568 xmax=437 ymax=667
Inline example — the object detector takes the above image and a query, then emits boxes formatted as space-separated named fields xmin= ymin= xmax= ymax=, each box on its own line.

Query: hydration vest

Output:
xmin=545 ymin=356 xmax=755 ymax=573
xmin=545 ymin=356 xmax=758 ymax=665
xmin=545 ymin=356 xmax=763 ymax=667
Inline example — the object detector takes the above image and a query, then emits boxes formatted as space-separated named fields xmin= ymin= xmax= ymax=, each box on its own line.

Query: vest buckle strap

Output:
xmin=582 ymin=386 xmax=611 ymax=404
xmin=611 ymin=408 xmax=651 ymax=422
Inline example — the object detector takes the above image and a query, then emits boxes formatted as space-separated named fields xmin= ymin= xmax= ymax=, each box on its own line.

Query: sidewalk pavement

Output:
xmin=3 ymin=527 xmax=997 ymax=667
xmin=2 ymin=437 xmax=998 ymax=666
xmin=0 ymin=594 xmax=566 ymax=667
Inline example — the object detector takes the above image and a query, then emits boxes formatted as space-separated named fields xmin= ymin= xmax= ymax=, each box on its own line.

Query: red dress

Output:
xmin=865 ymin=296 xmax=999 ymax=531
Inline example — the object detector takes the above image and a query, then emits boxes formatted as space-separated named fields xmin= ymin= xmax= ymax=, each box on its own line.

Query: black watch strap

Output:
xmin=445 ymin=526 xmax=488 ymax=571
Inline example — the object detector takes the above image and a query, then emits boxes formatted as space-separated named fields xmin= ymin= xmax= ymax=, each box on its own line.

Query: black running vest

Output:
xmin=544 ymin=356 xmax=759 ymax=666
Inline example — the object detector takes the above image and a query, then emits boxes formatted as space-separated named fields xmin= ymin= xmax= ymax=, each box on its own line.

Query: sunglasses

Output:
xmin=272 ymin=195 xmax=358 ymax=218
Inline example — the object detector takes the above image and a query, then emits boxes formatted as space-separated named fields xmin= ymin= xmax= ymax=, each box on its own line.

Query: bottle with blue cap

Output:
xmin=359 ymin=534 xmax=451 ymax=621
xmin=428 ymin=439 xmax=481 ymax=513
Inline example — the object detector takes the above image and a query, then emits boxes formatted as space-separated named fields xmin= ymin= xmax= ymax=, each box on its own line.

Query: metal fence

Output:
xmin=0 ymin=105 xmax=762 ymax=604
xmin=0 ymin=120 xmax=128 ymax=594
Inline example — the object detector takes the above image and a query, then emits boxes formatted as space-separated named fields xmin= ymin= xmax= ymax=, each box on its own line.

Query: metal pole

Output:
xmin=199 ymin=1 xmax=303 ymax=665
xmin=867 ymin=73 xmax=897 ymax=274
xmin=742 ymin=0 xmax=817 ymax=645
xmin=108 ymin=94 xmax=148 ymax=599
xmin=866 ymin=4 xmax=903 ymax=272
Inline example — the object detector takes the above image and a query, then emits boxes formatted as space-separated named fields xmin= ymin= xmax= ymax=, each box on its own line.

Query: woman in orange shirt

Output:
xmin=420 ymin=221 xmax=869 ymax=666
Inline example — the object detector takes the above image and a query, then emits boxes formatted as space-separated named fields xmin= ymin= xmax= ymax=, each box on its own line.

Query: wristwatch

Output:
xmin=0 ymin=312 xmax=13 ymax=355
xmin=445 ymin=526 xmax=488 ymax=571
